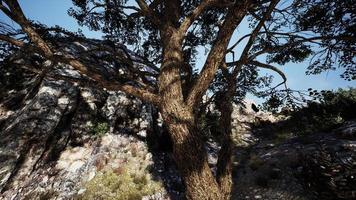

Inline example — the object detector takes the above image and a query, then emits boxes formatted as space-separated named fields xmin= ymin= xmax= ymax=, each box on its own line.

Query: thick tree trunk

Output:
xmin=158 ymin=33 xmax=224 ymax=199
xmin=159 ymin=78 xmax=224 ymax=200
xmin=163 ymin=112 xmax=224 ymax=200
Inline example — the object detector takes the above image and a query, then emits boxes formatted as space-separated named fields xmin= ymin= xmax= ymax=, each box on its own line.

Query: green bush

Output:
xmin=91 ymin=122 xmax=109 ymax=136
xmin=78 ymin=167 xmax=162 ymax=200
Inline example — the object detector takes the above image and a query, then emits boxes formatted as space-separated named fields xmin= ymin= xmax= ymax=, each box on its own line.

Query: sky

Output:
xmin=0 ymin=0 xmax=354 ymax=104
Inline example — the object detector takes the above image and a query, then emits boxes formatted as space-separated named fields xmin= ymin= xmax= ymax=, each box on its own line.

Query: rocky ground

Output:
xmin=229 ymin=103 xmax=356 ymax=200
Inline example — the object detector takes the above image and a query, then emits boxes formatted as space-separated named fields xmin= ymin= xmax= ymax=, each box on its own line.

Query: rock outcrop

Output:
xmin=0 ymin=38 xmax=164 ymax=199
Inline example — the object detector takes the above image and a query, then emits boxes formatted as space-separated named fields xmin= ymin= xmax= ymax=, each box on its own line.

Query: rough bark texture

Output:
xmin=167 ymin=121 xmax=224 ymax=200
xmin=186 ymin=1 xmax=251 ymax=108
xmin=158 ymin=30 xmax=224 ymax=198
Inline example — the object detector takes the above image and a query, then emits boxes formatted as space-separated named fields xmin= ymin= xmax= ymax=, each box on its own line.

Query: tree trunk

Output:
xmin=215 ymin=75 xmax=237 ymax=199
xmin=215 ymin=96 xmax=234 ymax=199
xmin=159 ymin=81 xmax=225 ymax=199
xmin=163 ymin=112 xmax=224 ymax=200
xmin=158 ymin=33 xmax=224 ymax=199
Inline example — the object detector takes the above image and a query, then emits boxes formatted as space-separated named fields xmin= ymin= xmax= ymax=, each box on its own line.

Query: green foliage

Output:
xmin=69 ymin=0 xmax=226 ymax=67
xmin=308 ymin=88 xmax=356 ymax=119
xmin=210 ymin=67 xmax=273 ymax=106
xmin=266 ymin=43 xmax=312 ymax=65
xmin=262 ymin=93 xmax=285 ymax=114
xmin=78 ymin=167 xmax=162 ymax=200
xmin=91 ymin=122 xmax=109 ymax=136
xmin=292 ymin=0 xmax=356 ymax=80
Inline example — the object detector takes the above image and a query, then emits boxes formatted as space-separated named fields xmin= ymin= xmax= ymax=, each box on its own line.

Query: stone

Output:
xmin=77 ymin=188 xmax=86 ymax=195
xmin=68 ymin=161 xmax=85 ymax=173
xmin=56 ymin=160 xmax=71 ymax=170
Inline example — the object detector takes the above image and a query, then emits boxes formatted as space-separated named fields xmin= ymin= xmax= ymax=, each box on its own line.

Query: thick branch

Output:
xmin=1 ymin=0 xmax=160 ymax=105
xmin=0 ymin=34 xmax=24 ymax=47
xmin=3 ymin=0 xmax=54 ymax=57
xmin=135 ymin=0 xmax=161 ymax=28
xmin=178 ymin=0 xmax=217 ymax=35
xmin=186 ymin=1 xmax=252 ymax=108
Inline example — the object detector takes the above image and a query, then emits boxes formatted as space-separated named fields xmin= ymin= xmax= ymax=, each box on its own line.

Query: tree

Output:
xmin=0 ymin=0 xmax=354 ymax=199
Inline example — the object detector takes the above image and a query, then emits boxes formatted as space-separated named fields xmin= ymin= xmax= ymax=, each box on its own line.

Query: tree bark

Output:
xmin=213 ymin=2 xmax=280 ymax=193
xmin=215 ymin=73 xmax=238 ymax=199
xmin=158 ymin=32 xmax=224 ymax=199
xmin=164 ymin=114 xmax=224 ymax=200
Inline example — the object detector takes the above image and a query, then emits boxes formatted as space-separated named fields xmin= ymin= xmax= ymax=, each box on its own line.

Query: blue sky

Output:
xmin=1 ymin=0 xmax=354 ymax=104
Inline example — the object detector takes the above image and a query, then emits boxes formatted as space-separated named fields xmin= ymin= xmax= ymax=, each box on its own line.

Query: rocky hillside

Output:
xmin=0 ymin=38 xmax=355 ymax=200
xmin=0 ymin=38 xmax=174 ymax=199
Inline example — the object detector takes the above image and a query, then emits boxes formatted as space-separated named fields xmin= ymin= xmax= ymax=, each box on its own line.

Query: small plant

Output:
xmin=91 ymin=122 xmax=109 ymax=136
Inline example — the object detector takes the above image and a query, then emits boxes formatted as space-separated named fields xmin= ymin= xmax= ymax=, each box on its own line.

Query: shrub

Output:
xmin=91 ymin=122 xmax=109 ymax=136
xmin=78 ymin=167 xmax=162 ymax=200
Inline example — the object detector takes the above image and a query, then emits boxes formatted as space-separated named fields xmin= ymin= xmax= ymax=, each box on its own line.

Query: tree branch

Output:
xmin=250 ymin=60 xmax=286 ymax=85
xmin=0 ymin=1 xmax=13 ymax=18
xmin=249 ymin=34 xmax=356 ymax=60
xmin=238 ymin=0 xmax=279 ymax=62
xmin=56 ymin=55 xmax=161 ymax=105
xmin=186 ymin=1 xmax=252 ymax=108
xmin=0 ymin=0 xmax=161 ymax=105
xmin=3 ymin=0 xmax=54 ymax=57
xmin=135 ymin=0 xmax=161 ymax=28
xmin=0 ymin=34 xmax=24 ymax=47
xmin=178 ymin=0 xmax=217 ymax=35
xmin=225 ymin=0 xmax=279 ymax=85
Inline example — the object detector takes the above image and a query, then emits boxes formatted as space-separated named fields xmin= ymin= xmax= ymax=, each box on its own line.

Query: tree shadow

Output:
xmin=0 ymin=80 xmax=79 ymax=193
